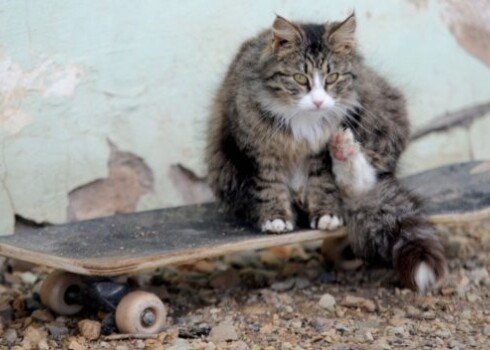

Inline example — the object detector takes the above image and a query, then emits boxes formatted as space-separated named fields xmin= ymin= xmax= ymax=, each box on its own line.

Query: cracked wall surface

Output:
xmin=67 ymin=141 xmax=154 ymax=221
xmin=1 ymin=1 xmax=490 ymax=234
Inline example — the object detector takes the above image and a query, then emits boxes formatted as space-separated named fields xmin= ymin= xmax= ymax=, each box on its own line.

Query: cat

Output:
xmin=205 ymin=13 xmax=447 ymax=292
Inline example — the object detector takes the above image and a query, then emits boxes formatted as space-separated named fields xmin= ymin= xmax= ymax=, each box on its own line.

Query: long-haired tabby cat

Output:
xmin=206 ymin=13 xmax=447 ymax=292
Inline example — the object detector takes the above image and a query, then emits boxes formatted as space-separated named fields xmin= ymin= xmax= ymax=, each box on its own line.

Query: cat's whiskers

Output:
xmin=337 ymin=104 xmax=375 ymax=138
xmin=339 ymin=100 xmax=392 ymax=140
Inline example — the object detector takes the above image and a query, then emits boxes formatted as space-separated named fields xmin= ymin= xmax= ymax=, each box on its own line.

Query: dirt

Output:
xmin=0 ymin=221 xmax=488 ymax=349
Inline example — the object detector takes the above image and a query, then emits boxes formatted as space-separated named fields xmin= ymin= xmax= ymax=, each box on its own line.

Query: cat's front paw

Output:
xmin=330 ymin=129 xmax=359 ymax=162
xmin=310 ymin=214 xmax=343 ymax=231
xmin=261 ymin=218 xmax=294 ymax=233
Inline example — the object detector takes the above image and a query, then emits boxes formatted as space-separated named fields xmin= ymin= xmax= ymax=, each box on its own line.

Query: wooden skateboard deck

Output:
xmin=0 ymin=161 xmax=488 ymax=277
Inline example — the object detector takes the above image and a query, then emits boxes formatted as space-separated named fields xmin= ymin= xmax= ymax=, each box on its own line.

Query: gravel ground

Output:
xmin=0 ymin=221 xmax=489 ymax=350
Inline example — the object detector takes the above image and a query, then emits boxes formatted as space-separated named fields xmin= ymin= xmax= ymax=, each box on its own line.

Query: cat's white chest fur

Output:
xmin=288 ymin=160 xmax=309 ymax=205
xmin=290 ymin=116 xmax=331 ymax=152
xmin=289 ymin=160 xmax=308 ymax=191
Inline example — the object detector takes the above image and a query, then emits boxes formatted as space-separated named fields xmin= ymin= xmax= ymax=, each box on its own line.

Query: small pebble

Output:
xmin=340 ymin=295 xmax=376 ymax=312
xmin=209 ymin=320 xmax=239 ymax=342
xmin=68 ymin=339 xmax=86 ymax=350
xmin=78 ymin=319 xmax=101 ymax=340
xmin=229 ymin=340 xmax=250 ymax=350
xmin=364 ymin=331 xmax=374 ymax=341
xmin=3 ymin=328 xmax=18 ymax=343
xmin=46 ymin=322 xmax=70 ymax=338
xmin=318 ymin=293 xmax=336 ymax=312
xmin=311 ymin=317 xmax=333 ymax=332
xmin=271 ymin=278 xmax=295 ymax=292
xmin=23 ymin=325 xmax=46 ymax=346
xmin=31 ymin=309 xmax=54 ymax=323
xmin=167 ymin=339 xmax=193 ymax=350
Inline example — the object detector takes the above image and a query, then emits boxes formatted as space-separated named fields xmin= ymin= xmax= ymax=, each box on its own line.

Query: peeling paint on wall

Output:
xmin=169 ymin=164 xmax=214 ymax=205
xmin=67 ymin=142 xmax=154 ymax=221
xmin=441 ymin=0 xmax=490 ymax=68
xmin=0 ymin=53 xmax=84 ymax=136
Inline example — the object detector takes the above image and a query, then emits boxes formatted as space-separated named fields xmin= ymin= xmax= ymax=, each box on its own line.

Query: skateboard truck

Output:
xmin=39 ymin=271 xmax=167 ymax=334
xmin=65 ymin=278 xmax=129 ymax=312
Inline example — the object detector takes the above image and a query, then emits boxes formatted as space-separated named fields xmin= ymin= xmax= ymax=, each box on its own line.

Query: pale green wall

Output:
xmin=1 ymin=0 xmax=489 ymax=234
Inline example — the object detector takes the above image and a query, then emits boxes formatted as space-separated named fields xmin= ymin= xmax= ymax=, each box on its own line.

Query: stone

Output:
xmin=483 ymin=325 xmax=490 ymax=336
xmin=78 ymin=319 xmax=101 ymax=340
xmin=167 ymin=339 xmax=193 ymax=350
xmin=4 ymin=328 xmax=18 ymax=343
xmin=68 ymin=339 xmax=86 ymax=350
xmin=31 ymin=309 xmax=55 ymax=323
xmin=388 ymin=318 xmax=409 ymax=327
xmin=364 ymin=331 xmax=374 ymax=342
xmin=470 ymin=268 xmax=489 ymax=285
xmin=209 ymin=320 xmax=239 ymax=342
xmin=24 ymin=325 xmax=46 ymax=346
xmin=311 ymin=317 xmax=333 ymax=332
xmin=38 ymin=339 xmax=50 ymax=350
xmin=460 ymin=309 xmax=472 ymax=320
xmin=435 ymin=330 xmax=452 ymax=339
xmin=421 ymin=311 xmax=436 ymax=320
xmin=467 ymin=293 xmax=479 ymax=303
xmin=46 ymin=322 xmax=70 ymax=338
xmin=25 ymin=298 xmax=42 ymax=312
xmin=0 ymin=304 xmax=14 ymax=322
xmin=271 ymin=278 xmax=295 ymax=292
xmin=318 ymin=293 xmax=336 ymax=312
xmin=205 ymin=343 xmax=217 ymax=350
xmin=386 ymin=326 xmax=405 ymax=336
xmin=290 ymin=319 xmax=302 ymax=328
xmin=405 ymin=305 xmax=420 ymax=318
xmin=294 ymin=277 xmax=310 ymax=289
xmin=229 ymin=340 xmax=250 ymax=350
xmin=193 ymin=260 xmax=215 ymax=273
xmin=20 ymin=271 xmax=38 ymax=285
xmin=319 ymin=271 xmax=337 ymax=284
xmin=340 ymin=295 xmax=376 ymax=312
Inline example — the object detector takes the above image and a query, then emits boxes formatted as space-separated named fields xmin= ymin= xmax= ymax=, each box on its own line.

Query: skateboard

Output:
xmin=0 ymin=161 xmax=488 ymax=334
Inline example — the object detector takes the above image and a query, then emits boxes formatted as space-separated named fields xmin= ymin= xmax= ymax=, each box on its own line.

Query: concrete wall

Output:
xmin=1 ymin=0 xmax=489 ymax=234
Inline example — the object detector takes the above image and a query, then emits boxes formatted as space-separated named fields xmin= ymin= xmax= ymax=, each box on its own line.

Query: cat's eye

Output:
xmin=293 ymin=73 xmax=308 ymax=85
xmin=326 ymin=73 xmax=339 ymax=84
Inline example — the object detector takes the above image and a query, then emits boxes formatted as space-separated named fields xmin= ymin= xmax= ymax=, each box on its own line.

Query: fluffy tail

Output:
xmin=345 ymin=178 xmax=447 ymax=292
xmin=392 ymin=218 xmax=447 ymax=292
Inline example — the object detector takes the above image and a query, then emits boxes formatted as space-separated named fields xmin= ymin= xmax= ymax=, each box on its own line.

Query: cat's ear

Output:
xmin=271 ymin=15 xmax=302 ymax=50
xmin=327 ymin=12 xmax=356 ymax=54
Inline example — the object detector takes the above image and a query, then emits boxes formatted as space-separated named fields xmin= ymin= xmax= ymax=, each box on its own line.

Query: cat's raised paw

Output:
xmin=330 ymin=129 xmax=359 ymax=162
xmin=310 ymin=214 xmax=343 ymax=231
xmin=261 ymin=219 xmax=294 ymax=233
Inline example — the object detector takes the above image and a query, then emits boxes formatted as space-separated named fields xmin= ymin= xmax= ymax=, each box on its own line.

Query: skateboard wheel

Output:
xmin=115 ymin=291 xmax=167 ymax=334
xmin=40 ymin=271 xmax=84 ymax=316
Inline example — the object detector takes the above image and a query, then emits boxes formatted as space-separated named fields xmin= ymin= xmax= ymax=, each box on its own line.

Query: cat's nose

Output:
xmin=313 ymin=100 xmax=323 ymax=108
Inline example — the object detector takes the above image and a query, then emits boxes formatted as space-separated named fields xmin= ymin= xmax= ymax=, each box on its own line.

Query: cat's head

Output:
xmin=259 ymin=13 xmax=358 ymax=119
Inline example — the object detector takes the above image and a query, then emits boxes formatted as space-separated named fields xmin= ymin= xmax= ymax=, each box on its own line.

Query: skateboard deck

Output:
xmin=0 ymin=161 xmax=489 ymax=277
